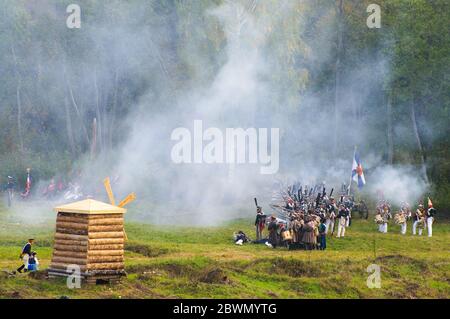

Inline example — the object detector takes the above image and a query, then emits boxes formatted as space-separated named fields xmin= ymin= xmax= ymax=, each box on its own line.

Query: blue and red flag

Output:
xmin=352 ymin=151 xmax=366 ymax=189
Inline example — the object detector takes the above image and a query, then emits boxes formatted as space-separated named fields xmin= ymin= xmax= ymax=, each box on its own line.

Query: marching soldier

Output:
xmin=380 ymin=203 xmax=391 ymax=233
xmin=400 ymin=202 xmax=412 ymax=220
xmin=394 ymin=210 xmax=407 ymax=235
xmin=413 ymin=204 xmax=425 ymax=236
xmin=399 ymin=211 xmax=407 ymax=235
xmin=399 ymin=203 xmax=411 ymax=235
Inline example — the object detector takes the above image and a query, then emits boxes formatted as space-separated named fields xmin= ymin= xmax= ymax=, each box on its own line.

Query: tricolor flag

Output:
xmin=428 ymin=197 xmax=433 ymax=208
xmin=352 ymin=150 xmax=366 ymax=189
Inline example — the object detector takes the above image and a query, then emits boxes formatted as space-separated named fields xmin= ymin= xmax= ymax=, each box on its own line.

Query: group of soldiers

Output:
xmin=253 ymin=183 xmax=355 ymax=250
xmin=247 ymin=181 xmax=438 ymax=250
xmin=374 ymin=199 xmax=436 ymax=237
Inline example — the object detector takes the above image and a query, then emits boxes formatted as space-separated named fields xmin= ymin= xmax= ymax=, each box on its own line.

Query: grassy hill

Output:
xmin=0 ymin=204 xmax=449 ymax=299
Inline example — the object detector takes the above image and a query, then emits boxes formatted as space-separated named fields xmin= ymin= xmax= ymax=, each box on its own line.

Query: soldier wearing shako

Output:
xmin=426 ymin=198 xmax=436 ymax=237
xmin=380 ymin=203 xmax=391 ymax=233
xmin=325 ymin=197 xmax=337 ymax=235
xmin=413 ymin=203 xmax=426 ymax=236
xmin=397 ymin=202 xmax=411 ymax=235
xmin=394 ymin=210 xmax=407 ymax=235
xmin=253 ymin=198 xmax=267 ymax=241
xmin=254 ymin=206 xmax=267 ymax=241
xmin=336 ymin=204 xmax=349 ymax=238
xmin=267 ymin=216 xmax=279 ymax=248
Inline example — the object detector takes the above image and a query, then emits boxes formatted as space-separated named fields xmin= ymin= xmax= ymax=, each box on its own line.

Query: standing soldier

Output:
xmin=426 ymin=198 xmax=436 ymax=237
xmin=267 ymin=216 xmax=279 ymax=248
xmin=325 ymin=197 xmax=337 ymax=235
xmin=318 ymin=218 xmax=327 ymax=250
xmin=336 ymin=204 xmax=349 ymax=238
xmin=301 ymin=217 xmax=317 ymax=250
xmin=394 ymin=210 xmax=407 ymax=235
xmin=400 ymin=202 xmax=412 ymax=234
xmin=380 ymin=203 xmax=391 ymax=233
xmin=413 ymin=204 xmax=426 ymax=236
xmin=254 ymin=206 xmax=266 ymax=241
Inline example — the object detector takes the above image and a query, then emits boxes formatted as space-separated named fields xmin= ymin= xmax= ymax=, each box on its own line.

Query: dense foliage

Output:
xmin=0 ymin=1 xmax=448 ymax=209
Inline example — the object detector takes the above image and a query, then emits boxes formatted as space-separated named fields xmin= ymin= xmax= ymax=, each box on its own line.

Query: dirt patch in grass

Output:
xmin=265 ymin=258 xmax=323 ymax=277
xmin=128 ymin=261 xmax=230 ymax=284
xmin=160 ymin=263 xmax=231 ymax=285
xmin=163 ymin=263 xmax=197 ymax=277
xmin=197 ymin=268 xmax=229 ymax=284
xmin=28 ymin=270 xmax=48 ymax=280
xmin=376 ymin=254 xmax=429 ymax=272
xmin=125 ymin=243 xmax=169 ymax=257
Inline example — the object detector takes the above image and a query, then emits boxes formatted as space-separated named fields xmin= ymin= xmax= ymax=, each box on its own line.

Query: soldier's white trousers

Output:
xmin=400 ymin=222 xmax=407 ymax=235
xmin=412 ymin=221 xmax=423 ymax=235
xmin=337 ymin=218 xmax=346 ymax=237
xmin=427 ymin=217 xmax=433 ymax=237
xmin=325 ymin=219 xmax=335 ymax=234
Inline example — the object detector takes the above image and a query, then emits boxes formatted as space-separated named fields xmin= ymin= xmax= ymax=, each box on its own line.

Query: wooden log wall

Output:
xmin=49 ymin=212 xmax=125 ymax=278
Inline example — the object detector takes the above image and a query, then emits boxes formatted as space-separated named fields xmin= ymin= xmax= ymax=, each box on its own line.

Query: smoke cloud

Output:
xmin=3 ymin=1 xmax=431 ymax=225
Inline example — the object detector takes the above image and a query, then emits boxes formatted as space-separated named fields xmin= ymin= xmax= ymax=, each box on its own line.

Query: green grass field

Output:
xmin=0 ymin=202 xmax=449 ymax=299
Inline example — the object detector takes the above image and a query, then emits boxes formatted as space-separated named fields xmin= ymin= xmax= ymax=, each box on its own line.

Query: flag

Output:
xmin=25 ymin=173 xmax=32 ymax=193
xmin=352 ymin=150 xmax=366 ymax=189
xmin=428 ymin=197 xmax=433 ymax=208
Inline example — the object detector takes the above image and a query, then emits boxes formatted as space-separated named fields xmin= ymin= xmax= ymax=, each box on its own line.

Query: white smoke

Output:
xmin=368 ymin=165 xmax=428 ymax=206
xmin=2 ymin=1 xmax=433 ymax=226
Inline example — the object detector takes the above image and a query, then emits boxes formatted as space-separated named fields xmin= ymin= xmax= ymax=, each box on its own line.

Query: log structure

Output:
xmin=48 ymin=199 xmax=127 ymax=283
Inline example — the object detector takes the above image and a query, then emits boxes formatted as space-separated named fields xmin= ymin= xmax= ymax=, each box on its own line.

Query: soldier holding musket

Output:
xmin=254 ymin=198 xmax=267 ymax=241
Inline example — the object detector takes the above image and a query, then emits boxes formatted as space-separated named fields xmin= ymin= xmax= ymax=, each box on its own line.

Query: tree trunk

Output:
xmin=16 ymin=83 xmax=24 ymax=153
xmin=410 ymin=99 xmax=429 ymax=184
xmin=63 ymin=63 xmax=90 ymax=146
xmin=108 ymin=68 xmax=119 ymax=150
xmin=90 ymin=117 xmax=97 ymax=160
xmin=11 ymin=45 xmax=24 ymax=153
xmin=93 ymin=68 xmax=103 ymax=153
xmin=333 ymin=0 xmax=344 ymax=158
xmin=386 ymin=91 xmax=394 ymax=165
xmin=64 ymin=95 xmax=76 ymax=156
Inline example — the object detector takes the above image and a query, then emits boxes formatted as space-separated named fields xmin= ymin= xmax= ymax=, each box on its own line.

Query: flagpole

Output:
xmin=348 ymin=146 xmax=357 ymax=195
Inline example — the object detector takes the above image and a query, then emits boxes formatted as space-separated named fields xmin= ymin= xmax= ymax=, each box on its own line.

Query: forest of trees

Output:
xmin=0 ymin=1 xmax=449 ymax=210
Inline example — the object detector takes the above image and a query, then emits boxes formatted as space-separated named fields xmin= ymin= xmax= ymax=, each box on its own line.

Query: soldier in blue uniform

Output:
xmin=318 ymin=218 xmax=327 ymax=250
xmin=336 ymin=204 xmax=349 ymax=238
xmin=17 ymin=239 xmax=34 ymax=273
